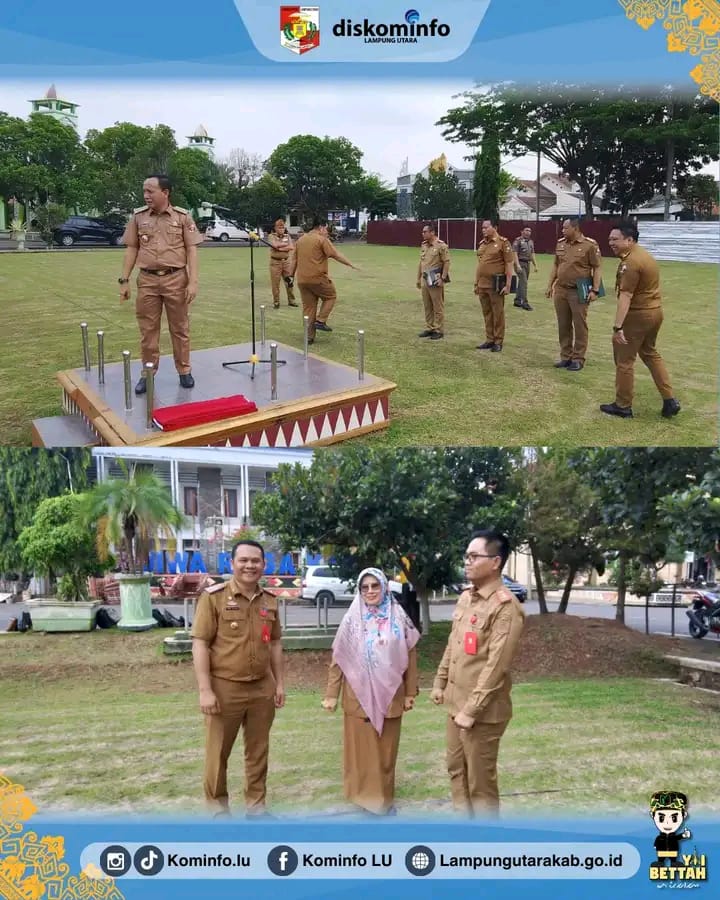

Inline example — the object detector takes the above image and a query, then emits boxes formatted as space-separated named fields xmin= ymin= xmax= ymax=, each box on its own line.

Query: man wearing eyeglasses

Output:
xmin=191 ymin=540 xmax=285 ymax=818
xmin=431 ymin=529 xmax=525 ymax=815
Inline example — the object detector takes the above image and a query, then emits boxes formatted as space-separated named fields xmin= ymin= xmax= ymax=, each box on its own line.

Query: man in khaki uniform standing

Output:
xmin=474 ymin=219 xmax=515 ymax=352
xmin=416 ymin=222 xmax=450 ymax=340
xmin=291 ymin=217 xmax=358 ymax=344
xmin=191 ymin=540 xmax=285 ymax=817
xmin=600 ymin=221 xmax=681 ymax=419
xmin=120 ymin=174 xmax=204 ymax=394
xmin=511 ymin=226 xmax=537 ymax=311
xmin=432 ymin=529 xmax=524 ymax=816
xmin=546 ymin=217 xmax=602 ymax=371
xmin=267 ymin=218 xmax=299 ymax=309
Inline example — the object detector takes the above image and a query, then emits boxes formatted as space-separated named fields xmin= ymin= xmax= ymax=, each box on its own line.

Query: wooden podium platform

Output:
xmin=32 ymin=341 xmax=396 ymax=448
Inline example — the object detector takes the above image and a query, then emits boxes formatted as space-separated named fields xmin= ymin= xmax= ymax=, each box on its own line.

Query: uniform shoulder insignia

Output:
xmin=172 ymin=205 xmax=188 ymax=214
xmin=133 ymin=205 xmax=149 ymax=214
xmin=586 ymin=237 xmax=599 ymax=244
xmin=204 ymin=581 xmax=227 ymax=595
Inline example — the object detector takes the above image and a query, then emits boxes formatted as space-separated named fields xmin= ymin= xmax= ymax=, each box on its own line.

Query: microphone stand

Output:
xmin=221 ymin=224 xmax=287 ymax=380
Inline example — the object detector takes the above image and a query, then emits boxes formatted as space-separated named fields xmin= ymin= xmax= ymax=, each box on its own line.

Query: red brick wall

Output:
xmin=367 ymin=219 xmax=619 ymax=256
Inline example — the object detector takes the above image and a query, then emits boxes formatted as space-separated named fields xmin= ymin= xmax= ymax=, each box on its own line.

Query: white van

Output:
xmin=205 ymin=219 xmax=265 ymax=242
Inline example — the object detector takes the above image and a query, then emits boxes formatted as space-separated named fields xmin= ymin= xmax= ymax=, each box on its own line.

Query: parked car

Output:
xmin=205 ymin=218 xmax=265 ymax=242
xmin=53 ymin=216 xmax=125 ymax=247
xmin=447 ymin=572 xmax=527 ymax=603
xmin=300 ymin=565 xmax=354 ymax=605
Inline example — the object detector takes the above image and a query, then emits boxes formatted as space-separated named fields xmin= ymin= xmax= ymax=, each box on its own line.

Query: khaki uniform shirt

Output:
xmin=191 ymin=579 xmax=282 ymax=683
xmin=433 ymin=581 xmax=525 ymax=723
xmin=268 ymin=231 xmax=295 ymax=261
xmin=553 ymin=234 xmax=601 ymax=289
xmin=615 ymin=243 xmax=662 ymax=310
xmin=294 ymin=230 xmax=339 ymax=282
xmin=475 ymin=236 xmax=514 ymax=289
xmin=419 ymin=239 xmax=450 ymax=278
xmin=122 ymin=203 xmax=203 ymax=269
xmin=325 ymin=647 xmax=419 ymax=720
xmin=512 ymin=236 xmax=534 ymax=261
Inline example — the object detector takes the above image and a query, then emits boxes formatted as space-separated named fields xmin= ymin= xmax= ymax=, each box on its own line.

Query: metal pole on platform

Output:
xmin=260 ymin=304 xmax=266 ymax=346
xmin=80 ymin=323 xmax=90 ymax=371
xmin=145 ymin=362 xmax=155 ymax=429
xmin=270 ymin=343 xmax=278 ymax=400
xmin=303 ymin=316 xmax=310 ymax=358
xmin=122 ymin=351 xmax=132 ymax=411
xmin=97 ymin=331 xmax=105 ymax=384
xmin=357 ymin=329 xmax=365 ymax=381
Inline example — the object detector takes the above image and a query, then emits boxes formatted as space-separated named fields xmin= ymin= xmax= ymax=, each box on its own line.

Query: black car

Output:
xmin=53 ymin=216 xmax=125 ymax=247
xmin=447 ymin=573 xmax=527 ymax=603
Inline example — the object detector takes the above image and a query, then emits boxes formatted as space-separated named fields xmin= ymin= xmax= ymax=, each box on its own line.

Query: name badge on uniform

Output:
xmin=261 ymin=623 xmax=271 ymax=643
xmin=259 ymin=608 xmax=268 ymax=617
xmin=226 ymin=602 xmax=239 ymax=610
xmin=464 ymin=631 xmax=478 ymax=655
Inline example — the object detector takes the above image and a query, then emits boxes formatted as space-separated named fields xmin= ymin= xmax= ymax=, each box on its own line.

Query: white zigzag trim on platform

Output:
xmin=306 ymin=418 xmax=320 ymax=443
xmin=319 ymin=415 xmax=333 ymax=441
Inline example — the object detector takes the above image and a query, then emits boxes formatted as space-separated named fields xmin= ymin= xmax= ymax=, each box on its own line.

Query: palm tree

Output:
xmin=81 ymin=462 xmax=184 ymax=574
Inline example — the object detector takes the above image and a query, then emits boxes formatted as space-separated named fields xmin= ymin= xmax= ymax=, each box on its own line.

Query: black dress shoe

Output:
xmin=287 ymin=300 xmax=299 ymax=307
xmin=521 ymin=302 xmax=533 ymax=310
xmin=490 ymin=343 xmax=502 ymax=352
xmin=476 ymin=341 xmax=494 ymax=350
xmin=134 ymin=377 xmax=147 ymax=395
xmin=566 ymin=361 xmax=583 ymax=371
xmin=513 ymin=300 xmax=523 ymax=308
xmin=554 ymin=360 xmax=571 ymax=368
xmin=315 ymin=321 xmax=333 ymax=332
xmin=418 ymin=329 xmax=434 ymax=337
xmin=600 ymin=402 xmax=634 ymax=418
xmin=661 ymin=398 xmax=681 ymax=418
xmin=179 ymin=373 xmax=195 ymax=389
xmin=429 ymin=331 xmax=443 ymax=340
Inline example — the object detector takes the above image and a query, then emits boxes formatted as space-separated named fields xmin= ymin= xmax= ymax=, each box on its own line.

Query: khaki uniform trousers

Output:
xmin=343 ymin=714 xmax=402 ymax=815
xmin=270 ymin=257 xmax=296 ymax=306
xmin=298 ymin=276 xmax=337 ymax=338
xmin=553 ymin=286 xmax=588 ymax=363
xmin=421 ymin=283 xmax=445 ymax=333
xmin=446 ymin=716 xmax=508 ymax=816
xmin=613 ymin=307 xmax=673 ymax=408
xmin=203 ymin=674 xmax=276 ymax=814
xmin=515 ymin=261 xmax=530 ymax=304
xmin=478 ymin=290 xmax=505 ymax=345
xmin=136 ymin=269 xmax=191 ymax=374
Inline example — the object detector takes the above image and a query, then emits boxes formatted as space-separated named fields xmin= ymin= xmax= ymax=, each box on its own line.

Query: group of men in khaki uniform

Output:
xmin=416 ymin=216 xmax=680 ymax=417
xmin=191 ymin=533 xmax=524 ymax=818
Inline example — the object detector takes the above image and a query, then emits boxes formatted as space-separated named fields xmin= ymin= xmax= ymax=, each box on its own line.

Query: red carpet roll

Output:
xmin=152 ymin=395 xmax=258 ymax=431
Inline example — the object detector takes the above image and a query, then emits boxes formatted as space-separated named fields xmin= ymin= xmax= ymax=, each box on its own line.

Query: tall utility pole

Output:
xmin=536 ymin=149 xmax=541 ymax=224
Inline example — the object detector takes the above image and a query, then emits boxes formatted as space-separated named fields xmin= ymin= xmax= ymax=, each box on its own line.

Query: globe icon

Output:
xmin=412 ymin=851 xmax=430 ymax=870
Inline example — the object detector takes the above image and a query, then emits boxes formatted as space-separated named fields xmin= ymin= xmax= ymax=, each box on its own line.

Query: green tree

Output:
xmin=18 ymin=494 xmax=110 ymax=600
xmin=80 ymin=463 xmax=185 ymax=574
xmin=266 ymin=135 xmax=366 ymax=220
xmin=253 ymin=447 xmax=515 ymax=630
xmin=167 ymin=147 xmax=230 ymax=212
xmin=573 ymin=448 xmax=715 ymax=621
xmin=439 ymin=85 xmax=718 ymax=220
xmin=245 ymin=174 xmax=289 ymax=227
xmin=677 ymin=173 xmax=718 ymax=219
xmin=34 ymin=202 xmax=68 ymax=248
xmin=411 ymin=168 xmax=470 ymax=220
xmin=0 ymin=449 xmax=91 ymax=576
xmin=660 ymin=450 xmax=720 ymax=561
xmin=359 ymin=174 xmax=397 ymax=220
xmin=473 ymin=128 xmax=501 ymax=220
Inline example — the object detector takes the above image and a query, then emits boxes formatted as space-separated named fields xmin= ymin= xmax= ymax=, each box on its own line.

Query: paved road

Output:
xmin=0 ymin=597 xmax=704 ymax=641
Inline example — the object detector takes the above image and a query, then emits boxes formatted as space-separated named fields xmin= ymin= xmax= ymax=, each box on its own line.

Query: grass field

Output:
xmin=2 ymin=628 xmax=719 ymax=817
xmin=0 ymin=244 xmax=716 ymax=446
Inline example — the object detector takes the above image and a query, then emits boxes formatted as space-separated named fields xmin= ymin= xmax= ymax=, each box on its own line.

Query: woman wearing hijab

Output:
xmin=322 ymin=567 xmax=420 ymax=815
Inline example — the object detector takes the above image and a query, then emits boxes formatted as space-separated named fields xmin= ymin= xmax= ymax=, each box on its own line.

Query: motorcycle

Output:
xmin=686 ymin=590 xmax=720 ymax=639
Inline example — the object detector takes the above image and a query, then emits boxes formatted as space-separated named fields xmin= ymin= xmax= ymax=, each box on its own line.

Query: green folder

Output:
xmin=576 ymin=278 xmax=606 ymax=303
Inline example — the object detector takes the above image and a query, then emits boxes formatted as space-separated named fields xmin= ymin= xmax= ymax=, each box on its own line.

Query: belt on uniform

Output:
xmin=270 ymin=254 xmax=289 ymax=260
xmin=140 ymin=267 xmax=183 ymax=276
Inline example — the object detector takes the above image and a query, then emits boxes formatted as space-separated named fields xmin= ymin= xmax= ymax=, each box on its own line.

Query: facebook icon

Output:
xmin=267 ymin=845 xmax=299 ymax=876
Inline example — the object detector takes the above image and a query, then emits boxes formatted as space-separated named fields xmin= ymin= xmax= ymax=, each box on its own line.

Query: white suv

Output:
xmin=301 ymin=565 xmax=354 ymax=605
xmin=205 ymin=219 xmax=265 ymax=242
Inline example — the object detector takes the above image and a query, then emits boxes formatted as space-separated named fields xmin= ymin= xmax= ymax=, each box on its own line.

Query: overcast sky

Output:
xmin=1 ymin=79 xmax=551 ymax=183
xmin=3 ymin=79 xmax=716 ymax=185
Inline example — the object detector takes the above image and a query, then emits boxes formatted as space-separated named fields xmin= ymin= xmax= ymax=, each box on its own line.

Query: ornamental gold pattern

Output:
xmin=0 ymin=773 xmax=126 ymax=900
xmin=618 ymin=0 xmax=720 ymax=99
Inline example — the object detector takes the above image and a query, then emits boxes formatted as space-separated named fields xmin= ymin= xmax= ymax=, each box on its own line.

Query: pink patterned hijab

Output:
xmin=331 ymin=567 xmax=420 ymax=735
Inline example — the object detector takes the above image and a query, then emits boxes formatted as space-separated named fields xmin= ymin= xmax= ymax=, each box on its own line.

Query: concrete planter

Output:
xmin=117 ymin=574 xmax=157 ymax=631
xmin=27 ymin=599 xmax=100 ymax=633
